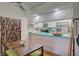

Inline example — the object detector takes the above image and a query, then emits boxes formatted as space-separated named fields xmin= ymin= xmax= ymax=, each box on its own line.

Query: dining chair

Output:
xmin=6 ymin=49 xmax=19 ymax=56
xmin=29 ymin=50 xmax=41 ymax=56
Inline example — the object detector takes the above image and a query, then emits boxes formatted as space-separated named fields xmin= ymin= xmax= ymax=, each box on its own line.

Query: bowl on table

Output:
xmin=52 ymin=32 xmax=62 ymax=36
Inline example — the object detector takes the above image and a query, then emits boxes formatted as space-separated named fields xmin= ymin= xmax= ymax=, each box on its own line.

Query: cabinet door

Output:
xmin=34 ymin=23 xmax=43 ymax=28
xmin=48 ymin=21 xmax=56 ymax=27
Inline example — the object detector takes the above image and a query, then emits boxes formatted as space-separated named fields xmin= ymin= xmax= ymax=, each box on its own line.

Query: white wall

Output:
xmin=0 ymin=3 xmax=28 ymax=41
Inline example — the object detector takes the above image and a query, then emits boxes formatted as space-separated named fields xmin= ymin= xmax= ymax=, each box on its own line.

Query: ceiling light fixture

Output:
xmin=55 ymin=9 xmax=59 ymax=11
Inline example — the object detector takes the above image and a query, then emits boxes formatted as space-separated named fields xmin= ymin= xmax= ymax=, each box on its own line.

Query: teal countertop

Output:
xmin=29 ymin=32 xmax=70 ymax=38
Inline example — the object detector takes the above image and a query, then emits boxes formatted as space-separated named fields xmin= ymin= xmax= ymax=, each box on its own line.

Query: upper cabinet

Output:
xmin=48 ymin=21 xmax=56 ymax=27
xmin=33 ymin=23 xmax=43 ymax=28
xmin=33 ymin=19 xmax=71 ymax=28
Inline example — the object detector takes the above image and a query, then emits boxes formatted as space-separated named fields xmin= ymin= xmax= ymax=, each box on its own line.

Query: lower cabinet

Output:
xmin=30 ymin=34 xmax=70 ymax=56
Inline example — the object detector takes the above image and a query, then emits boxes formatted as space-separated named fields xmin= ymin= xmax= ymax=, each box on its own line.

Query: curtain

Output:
xmin=0 ymin=16 xmax=21 ymax=55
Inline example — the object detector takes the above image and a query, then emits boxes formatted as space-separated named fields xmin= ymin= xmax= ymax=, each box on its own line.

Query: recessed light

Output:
xmin=55 ymin=9 xmax=59 ymax=11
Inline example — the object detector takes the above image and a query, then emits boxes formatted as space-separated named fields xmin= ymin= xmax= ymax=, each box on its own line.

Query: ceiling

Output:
xmin=18 ymin=2 xmax=73 ymax=15
xmin=22 ymin=2 xmax=45 ymax=11
xmin=7 ymin=2 xmax=73 ymax=17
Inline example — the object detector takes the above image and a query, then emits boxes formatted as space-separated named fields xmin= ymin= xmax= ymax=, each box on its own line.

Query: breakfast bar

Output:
xmin=29 ymin=32 xmax=71 ymax=56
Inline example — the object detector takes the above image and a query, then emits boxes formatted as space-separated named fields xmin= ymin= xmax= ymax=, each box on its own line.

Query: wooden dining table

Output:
xmin=14 ymin=43 xmax=44 ymax=56
xmin=2 ymin=40 xmax=44 ymax=56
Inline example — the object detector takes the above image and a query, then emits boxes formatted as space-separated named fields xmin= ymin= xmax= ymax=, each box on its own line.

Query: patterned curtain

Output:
xmin=0 ymin=16 xmax=21 ymax=55
xmin=1 ymin=16 xmax=21 ymax=43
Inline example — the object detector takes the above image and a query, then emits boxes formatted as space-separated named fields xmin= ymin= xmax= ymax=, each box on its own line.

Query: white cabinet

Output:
xmin=33 ymin=23 xmax=43 ymax=28
xmin=47 ymin=21 xmax=56 ymax=27
xmin=30 ymin=34 xmax=70 ymax=56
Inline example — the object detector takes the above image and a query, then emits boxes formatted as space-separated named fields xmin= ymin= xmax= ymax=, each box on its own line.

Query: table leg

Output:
xmin=41 ymin=46 xmax=43 ymax=56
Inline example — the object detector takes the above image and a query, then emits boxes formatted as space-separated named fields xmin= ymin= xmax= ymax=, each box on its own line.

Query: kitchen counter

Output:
xmin=29 ymin=32 xmax=71 ymax=56
xmin=29 ymin=32 xmax=70 ymax=38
